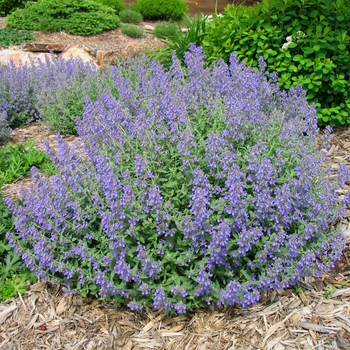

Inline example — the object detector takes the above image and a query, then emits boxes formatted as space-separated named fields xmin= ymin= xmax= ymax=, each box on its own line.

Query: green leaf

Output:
xmin=338 ymin=44 xmax=346 ymax=50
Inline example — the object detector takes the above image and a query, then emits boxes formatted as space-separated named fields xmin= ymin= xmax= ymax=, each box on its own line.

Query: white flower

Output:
xmin=282 ymin=42 xmax=292 ymax=50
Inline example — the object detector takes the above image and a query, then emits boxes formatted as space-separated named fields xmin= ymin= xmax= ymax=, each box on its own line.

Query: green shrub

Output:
xmin=6 ymin=0 xmax=121 ymax=36
xmin=132 ymin=0 xmax=187 ymax=21
xmin=120 ymin=23 xmax=144 ymax=38
xmin=202 ymin=0 xmax=350 ymax=126
xmin=0 ymin=27 xmax=35 ymax=48
xmin=153 ymin=21 xmax=180 ymax=39
xmin=119 ymin=9 xmax=143 ymax=24
xmin=92 ymin=0 xmax=125 ymax=14
xmin=0 ymin=0 xmax=36 ymax=16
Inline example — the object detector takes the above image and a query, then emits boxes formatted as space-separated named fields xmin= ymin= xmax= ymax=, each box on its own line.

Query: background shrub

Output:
xmin=120 ymin=23 xmax=144 ymax=38
xmin=92 ymin=0 xmax=125 ymax=14
xmin=0 ymin=28 xmax=35 ymax=48
xmin=6 ymin=46 xmax=349 ymax=313
xmin=0 ymin=0 xmax=36 ymax=16
xmin=202 ymin=0 xmax=350 ymax=126
xmin=153 ymin=21 xmax=180 ymax=39
xmin=119 ymin=9 xmax=143 ymax=24
xmin=132 ymin=0 xmax=187 ymax=20
xmin=6 ymin=0 xmax=121 ymax=36
xmin=150 ymin=15 xmax=208 ymax=67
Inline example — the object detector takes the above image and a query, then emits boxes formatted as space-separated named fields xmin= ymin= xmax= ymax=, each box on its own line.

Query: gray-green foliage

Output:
xmin=6 ymin=0 xmax=121 ymax=36
xmin=153 ymin=21 xmax=181 ymax=39
xmin=119 ymin=9 xmax=143 ymax=24
xmin=120 ymin=24 xmax=144 ymax=38
xmin=0 ymin=27 xmax=35 ymax=48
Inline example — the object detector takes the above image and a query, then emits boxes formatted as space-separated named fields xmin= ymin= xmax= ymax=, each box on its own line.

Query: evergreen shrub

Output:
xmin=92 ymin=0 xmax=125 ymax=14
xmin=6 ymin=0 xmax=120 ymax=36
xmin=132 ymin=0 xmax=187 ymax=20
xmin=202 ymin=0 xmax=350 ymax=126
xmin=5 ymin=45 xmax=350 ymax=313
xmin=0 ymin=0 xmax=36 ymax=16
xmin=119 ymin=9 xmax=143 ymax=24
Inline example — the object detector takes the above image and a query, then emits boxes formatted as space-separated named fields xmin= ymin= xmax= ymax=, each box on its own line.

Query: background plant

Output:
xmin=6 ymin=46 xmax=349 ymax=313
xmin=119 ymin=9 xmax=143 ymax=24
xmin=0 ymin=0 xmax=36 ymax=16
xmin=92 ymin=0 xmax=125 ymax=14
xmin=0 ymin=28 xmax=35 ymax=48
xmin=150 ymin=15 xmax=208 ymax=67
xmin=120 ymin=23 xmax=144 ymax=38
xmin=6 ymin=0 xmax=121 ymax=36
xmin=153 ymin=21 xmax=181 ymax=39
xmin=202 ymin=0 xmax=350 ymax=126
xmin=131 ymin=0 xmax=187 ymax=21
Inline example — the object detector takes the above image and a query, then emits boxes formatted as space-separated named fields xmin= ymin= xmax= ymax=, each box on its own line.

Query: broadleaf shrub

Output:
xmin=5 ymin=45 xmax=350 ymax=313
xmin=6 ymin=0 xmax=120 ymax=36
xmin=202 ymin=0 xmax=350 ymax=126
xmin=131 ymin=0 xmax=187 ymax=20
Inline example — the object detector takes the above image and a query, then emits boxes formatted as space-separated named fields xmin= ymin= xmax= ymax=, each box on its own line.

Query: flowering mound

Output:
xmin=5 ymin=45 xmax=350 ymax=313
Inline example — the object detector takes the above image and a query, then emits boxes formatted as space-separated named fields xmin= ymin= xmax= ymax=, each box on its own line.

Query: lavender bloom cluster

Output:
xmin=0 ymin=56 xmax=99 ymax=132
xmin=5 ymin=45 xmax=350 ymax=313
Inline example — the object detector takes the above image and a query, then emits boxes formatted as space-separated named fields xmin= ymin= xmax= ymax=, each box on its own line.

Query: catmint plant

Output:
xmin=0 ymin=111 xmax=11 ymax=143
xmin=0 ymin=55 xmax=100 ymax=131
xmin=5 ymin=45 xmax=350 ymax=313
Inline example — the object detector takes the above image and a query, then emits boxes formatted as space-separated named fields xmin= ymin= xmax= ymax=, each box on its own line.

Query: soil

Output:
xmin=2 ymin=16 xmax=350 ymax=350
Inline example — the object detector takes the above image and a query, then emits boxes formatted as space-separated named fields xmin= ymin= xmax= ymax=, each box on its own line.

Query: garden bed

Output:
xmin=1 ymin=10 xmax=350 ymax=349
xmin=1 ymin=121 xmax=350 ymax=350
